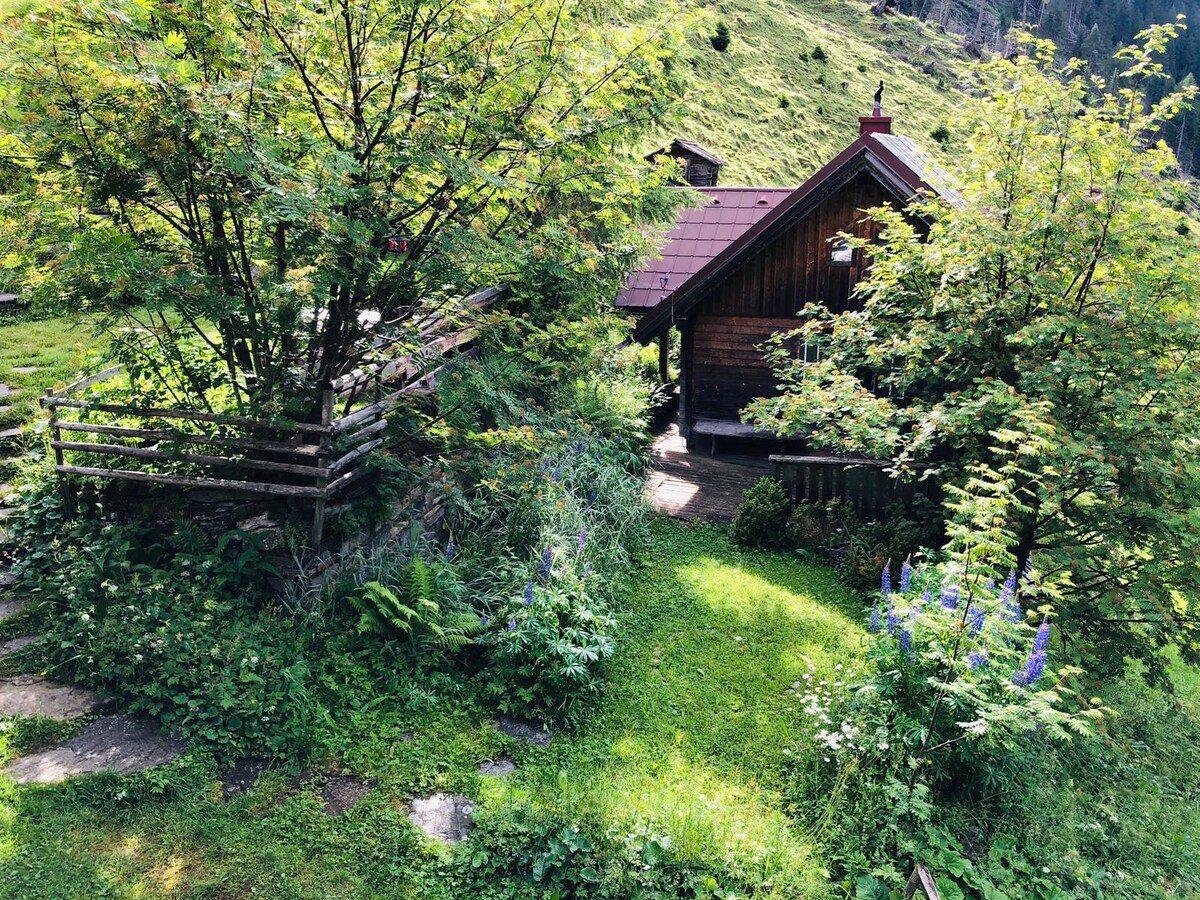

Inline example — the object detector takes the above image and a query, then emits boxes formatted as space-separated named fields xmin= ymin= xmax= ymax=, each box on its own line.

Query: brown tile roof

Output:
xmin=616 ymin=187 xmax=795 ymax=310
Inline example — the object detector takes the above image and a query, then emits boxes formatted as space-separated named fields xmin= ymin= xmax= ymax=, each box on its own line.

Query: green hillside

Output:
xmin=639 ymin=0 xmax=968 ymax=184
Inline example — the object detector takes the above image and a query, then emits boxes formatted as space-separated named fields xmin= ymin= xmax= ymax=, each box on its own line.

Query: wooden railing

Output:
xmin=769 ymin=453 xmax=938 ymax=519
xmin=40 ymin=287 xmax=503 ymax=549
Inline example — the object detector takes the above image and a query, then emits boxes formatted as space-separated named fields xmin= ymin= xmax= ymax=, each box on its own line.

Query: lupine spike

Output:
xmin=968 ymin=605 xmax=986 ymax=636
xmin=968 ymin=649 xmax=988 ymax=670
xmin=445 ymin=541 xmax=455 ymax=563
xmin=899 ymin=627 xmax=912 ymax=660
xmin=940 ymin=584 xmax=959 ymax=610
xmin=540 ymin=547 xmax=553 ymax=583
xmin=868 ymin=604 xmax=882 ymax=634
xmin=1034 ymin=619 xmax=1051 ymax=653
xmin=577 ymin=529 xmax=587 ymax=556
xmin=881 ymin=564 xmax=892 ymax=598
xmin=886 ymin=601 xmax=898 ymax=636
xmin=900 ymin=559 xmax=913 ymax=594
xmin=582 ymin=560 xmax=591 ymax=578
xmin=507 ymin=618 xmax=516 ymax=631
xmin=524 ymin=581 xmax=535 ymax=606
xmin=919 ymin=587 xmax=932 ymax=607
xmin=1013 ymin=648 xmax=1047 ymax=687
xmin=999 ymin=568 xmax=1017 ymax=604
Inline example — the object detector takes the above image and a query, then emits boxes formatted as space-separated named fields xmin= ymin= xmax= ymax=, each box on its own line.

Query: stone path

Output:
xmin=4 ymin=714 xmax=186 ymax=785
xmin=478 ymin=757 xmax=517 ymax=776
xmin=409 ymin=793 xmax=476 ymax=843
xmin=0 ymin=537 xmax=186 ymax=785
xmin=494 ymin=715 xmax=553 ymax=747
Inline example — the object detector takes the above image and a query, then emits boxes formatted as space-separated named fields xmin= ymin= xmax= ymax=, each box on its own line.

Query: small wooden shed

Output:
xmin=622 ymin=111 xmax=954 ymax=450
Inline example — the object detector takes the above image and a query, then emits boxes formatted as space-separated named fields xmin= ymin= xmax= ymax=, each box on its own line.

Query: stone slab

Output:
xmin=317 ymin=774 xmax=377 ymax=816
xmin=4 ymin=714 xmax=185 ymax=785
xmin=0 ymin=675 xmax=105 ymax=720
xmin=478 ymin=757 xmax=517 ymax=777
xmin=0 ymin=635 xmax=38 ymax=658
xmin=0 ymin=598 xmax=24 ymax=621
xmin=10 ymin=367 xmax=38 ymax=375
xmin=409 ymin=792 xmax=475 ymax=843
xmin=494 ymin=715 xmax=553 ymax=748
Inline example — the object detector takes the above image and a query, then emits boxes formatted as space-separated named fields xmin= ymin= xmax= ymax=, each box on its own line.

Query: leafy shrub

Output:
xmin=792 ymin=498 xmax=942 ymax=590
xmin=811 ymin=43 xmax=827 ymax=62
xmin=930 ymin=124 xmax=951 ymax=144
xmin=451 ymin=801 xmax=753 ymax=899
xmin=729 ymin=477 xmax=791 ymax=549
xmin=778 ymin=93 xmax=790 ymax=109
xmin=711 ymin=19 xmax=731 ymax=52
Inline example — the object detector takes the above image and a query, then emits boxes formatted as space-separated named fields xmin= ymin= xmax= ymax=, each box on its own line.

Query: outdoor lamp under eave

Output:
xmin=829 ymin=237 xmax=853 ymax=267
xmin=385 ymin=236 xmax=411 ymax=254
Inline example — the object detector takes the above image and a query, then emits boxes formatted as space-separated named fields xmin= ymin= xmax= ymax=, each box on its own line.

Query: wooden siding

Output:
xmin=687 ymin=171 xmax=907 ymax=425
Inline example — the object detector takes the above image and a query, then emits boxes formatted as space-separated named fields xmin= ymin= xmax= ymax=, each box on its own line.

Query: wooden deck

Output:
xmin=646 ymin=424 xmax=768 ymax=523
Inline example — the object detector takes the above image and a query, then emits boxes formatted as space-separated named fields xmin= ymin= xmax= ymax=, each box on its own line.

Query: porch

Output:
xmin=646 ymin=423 xmax=767 ymax=523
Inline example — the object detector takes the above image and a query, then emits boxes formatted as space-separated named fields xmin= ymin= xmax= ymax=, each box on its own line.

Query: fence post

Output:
xmin=309 ymin=387 xmax=335 ymax=552
xmin=45 ymin=388 xmax=73 ymax=518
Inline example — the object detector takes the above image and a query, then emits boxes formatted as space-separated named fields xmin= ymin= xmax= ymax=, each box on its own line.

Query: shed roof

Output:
xmin=615 ymin=187 xmax=794 ymax=311
xmin=630 ymin=129 xmax=957 ymax=342
xmin=648 ymin=138 xmax=730 ymax=168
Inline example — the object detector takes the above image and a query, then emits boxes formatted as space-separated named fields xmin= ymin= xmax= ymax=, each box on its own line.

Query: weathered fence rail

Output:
xmin=40 ymin=287 xmax=503 ymax=549
xmin=769 ymin=453 xmax=937 ymax=518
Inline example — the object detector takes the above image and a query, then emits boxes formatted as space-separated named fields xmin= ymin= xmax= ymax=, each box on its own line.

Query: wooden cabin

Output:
xmin=646 ymin=139 xmax=729 ymax=188
xmin=621 ymin=112 xmax=954 ymax=453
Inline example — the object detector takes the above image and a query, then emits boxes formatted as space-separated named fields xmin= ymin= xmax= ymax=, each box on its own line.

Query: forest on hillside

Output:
xmin=894 ymin=0 xmax=1200 ymax=170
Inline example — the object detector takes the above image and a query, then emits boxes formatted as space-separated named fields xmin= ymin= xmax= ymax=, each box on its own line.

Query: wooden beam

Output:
xmin=52 ymin=441 xmax=326 ymax=477
xmin=54 ymin=464 xmax=325 ymax=498
xmin=43 ymin=398 xmax=330 ymax=434
xmin=54 ymin=421 xmax=322 ymax=456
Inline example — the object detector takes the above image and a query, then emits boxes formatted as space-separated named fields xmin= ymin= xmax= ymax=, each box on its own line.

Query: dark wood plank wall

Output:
xmin=690 ymin=172 xmax=898 ymax=422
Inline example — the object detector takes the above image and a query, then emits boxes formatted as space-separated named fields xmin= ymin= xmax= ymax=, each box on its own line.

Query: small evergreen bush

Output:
xmin=729 ymin=477 xmax=791 ymax=549
xmin=811 ymin=43 xmax=827 ymax=62
xmin=710 ymin=20 xmax=730 ymax=52
xmin=930 ymin=124 xmax=951 ymax=144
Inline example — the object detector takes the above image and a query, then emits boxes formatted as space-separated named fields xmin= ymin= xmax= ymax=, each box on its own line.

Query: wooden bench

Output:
xmin=690 ymin=418 xmax=778 ymax=458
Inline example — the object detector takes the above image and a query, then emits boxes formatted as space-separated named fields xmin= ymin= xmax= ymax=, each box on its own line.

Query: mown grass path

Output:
xmin=0 ymin=518 xmax=864 ymax=898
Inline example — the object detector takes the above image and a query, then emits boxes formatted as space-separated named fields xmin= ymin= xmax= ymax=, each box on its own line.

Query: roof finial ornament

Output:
xmin=873 ymin=81 xmax=885 ymax=116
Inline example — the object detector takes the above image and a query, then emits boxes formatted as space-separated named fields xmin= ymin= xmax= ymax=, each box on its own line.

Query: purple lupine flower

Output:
xmin=886 ymin=601 xmax=898 ymax=636
xmin=354 ymin=568 xmax=368 ymax=587
xmin=539 ymin=457 xmax=550 ymax=475
xmin=881 ymin=564 xmax=892 ymax=599
xmin=445 ymin=541 xmax=455 ymax=563
xmin=551 ymin=465 xmax=562 ymax=484
xmin=1033 ymin=619 xmax=1051 ymax=654
xmin=577 ymin=529 xmax=588 ymax=556
xmin=919 ymin=587 xmax=932 ymax=608
xmin=900 ymin=559 xmax=913 ymax=594
xmin=524 ymin=581 xmax=535 ymax=606
xmin=1013 ymin=649 xmax=1047 ymax=687
xmin=581 ymin=561 xmax=592 ymax=578
xmin=586 ymin=491 xmax=598 ymax=511
xmin=507 ymin=618 xmax=516 ymax=631
xmin=899 ymin=627 xmax=912 ymax=660
xmin=940 ymin=584 xmax=960 ymax=611
xmin=540 ymin=547 xmax=553 ymax=583
xmin=968 ymin=649 xmax=988 ymax=670
xmin=868 ymin=604 xmax=882 ymax=634
xmin=998 ymin=568 xmax=1017 ymax=604
xmin=968 ymin=605 xmax=986 ymax=636
xmin=480 ymin=615 xmax=489 ymax=626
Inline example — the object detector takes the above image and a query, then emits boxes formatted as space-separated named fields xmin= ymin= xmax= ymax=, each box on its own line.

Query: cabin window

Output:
xmin=801 ymin=339 xmax=822 ymax=364
xmin=829 ymin=238 xmax=854 ymax=268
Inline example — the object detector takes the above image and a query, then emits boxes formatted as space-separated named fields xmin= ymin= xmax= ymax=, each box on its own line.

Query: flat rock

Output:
xmin=0 ymin=675 xmax=105 ymax=720
xmin=0 ymin=598 xmax=24 ymax=620
xmin=0 ymin=635 xmax=38 ymax=658
xmin=0 ymin=427 xmax=20 ymax=441
xmin=494 ymin=715 xmax=553 ymax=748
xmin=0 ymin=386 xmax=10 ymax=400
xmin=478 ymin=757 xmax=517 ymax=777
xmin=10 ymin=367 xmax=38 ymax=375
xmin=317 ymin=774 xmax=376 ymax=816
xmin=4 ymin=714 xmax=185 ymax=785
xmin=409 ymin=792 xmax=475 ymax=843
xmin=219 ymin=756 xmax=270 ymax=799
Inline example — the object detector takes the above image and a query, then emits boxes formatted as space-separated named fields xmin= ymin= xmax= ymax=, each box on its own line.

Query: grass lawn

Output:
xmin=0 ymin=518 xmax=866 ymax=898
xmin=0 ymin=315 xmax=97 ymax=432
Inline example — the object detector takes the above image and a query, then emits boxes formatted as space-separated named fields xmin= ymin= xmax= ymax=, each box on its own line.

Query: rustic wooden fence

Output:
xmin=40 ymin=287 xmax=503 ymax=550
xmin=769 ymin=453 xmax=938 ymax=518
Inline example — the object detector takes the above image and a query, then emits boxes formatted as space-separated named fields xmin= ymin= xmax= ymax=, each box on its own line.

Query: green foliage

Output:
xmin=792 ymin=499 xmax=943 ymax=591
xmin=350 ymin=563 xmax=485 ymax=655
xmin=0 ymin=0 xmax=691 ymax=408
xmin=711 ymin=19 xmax=732 ymax=52
xmin=811 ymin=44 xmax=828 ymax=61
xmin=929 ymin=124 xmax=951 ymax=144
xmin=746 ymin=29 xmax=1200 ymax=678
xmin=729 ymin=477 xmax=792 ymax=549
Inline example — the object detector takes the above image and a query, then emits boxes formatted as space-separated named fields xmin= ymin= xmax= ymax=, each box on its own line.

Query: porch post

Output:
xmin=677 ymin=321 xmax=694 ymax=439
xmin=658 ymin=331 xmax=670 ymax=385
